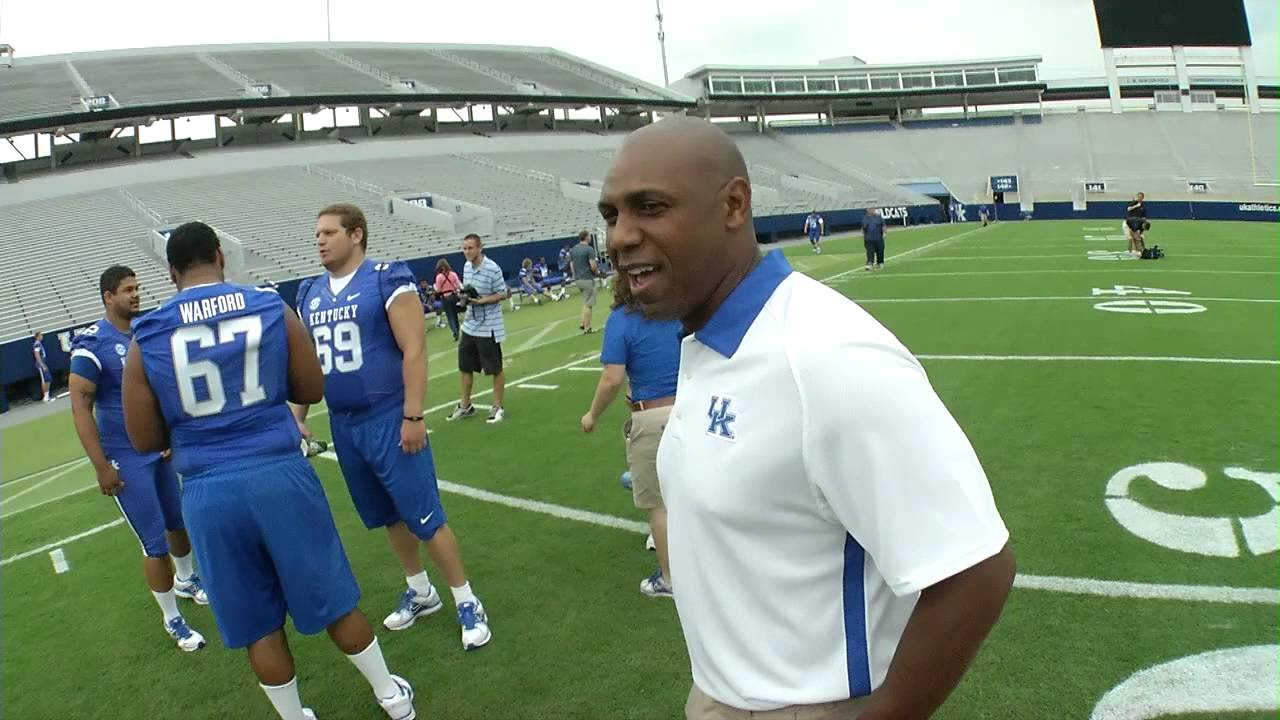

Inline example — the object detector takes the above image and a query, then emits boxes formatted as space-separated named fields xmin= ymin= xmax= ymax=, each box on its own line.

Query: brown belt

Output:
xmin=629 ymin=395 xmax=675 ymax=412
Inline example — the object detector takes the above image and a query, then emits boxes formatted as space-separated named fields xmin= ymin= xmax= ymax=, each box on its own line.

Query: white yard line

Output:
xmin=2 ymin=457 xmax=88 ymax=488
xmin=831 ymin=268 xmax=1280 ymax=282
xmin=2 ymin=483 xmax=98 ymax=519
xmin=857 ymin=296 xmax=1279 ymax=305
xmin=915 ymin=254 xmax=1279 ymax=261
xmin=0 ymin=519 xmax=124 ymax=567
xmin=820 ymin=224 xmax=995 ymax=285
xmin=514 ymin=383 xmax=560 ymax=390
xmin=3 ymin=459 xmax=90 ymax=505
xmin=513 ymin=318 xmax=564 ymax=354
xmin=916 ymin=354 xmax=1278 ymax=366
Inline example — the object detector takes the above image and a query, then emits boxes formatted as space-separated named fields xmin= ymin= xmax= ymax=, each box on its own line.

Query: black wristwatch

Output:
xmin=403 ymin=415 xmax=424 ymax=422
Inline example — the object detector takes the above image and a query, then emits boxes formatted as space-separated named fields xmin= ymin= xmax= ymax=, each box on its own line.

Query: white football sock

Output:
xmin=172 ymin=552 xmax=195 ymax=581
xmin=153 ymin=589 xmax=181 ymax=623
xmin=406 ymin=571 xmax=433 ymax=597
xmin=260 ymin=677 xmax=308 ymax=720
xmin=347 ymin=638 xmax=399 ymax=700
xmin=450 ymin=582 xmax=477 ymax=607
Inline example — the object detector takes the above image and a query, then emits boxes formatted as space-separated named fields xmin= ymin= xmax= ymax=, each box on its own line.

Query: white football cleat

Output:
xmin=165 ymin=616 xmax=206 ymax=652
xmin=302 ymin=710 xmax=317 ymax=720
xmin=377 ymin=675 xmax=416 ymax=720
xmin=645 ymin=533 xmax=656 ymax=551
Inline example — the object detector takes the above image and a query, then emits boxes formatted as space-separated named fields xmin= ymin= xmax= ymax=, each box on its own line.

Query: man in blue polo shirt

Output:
xmin=580 ymin=277 xmax=681 ymax=597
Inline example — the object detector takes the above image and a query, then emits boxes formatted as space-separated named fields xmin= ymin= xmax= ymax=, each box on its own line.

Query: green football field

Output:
xmin=2 ymin=219 xmax=1276 ymax=719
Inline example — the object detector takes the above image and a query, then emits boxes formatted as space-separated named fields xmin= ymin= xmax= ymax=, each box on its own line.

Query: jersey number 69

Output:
xmin=312 ymin=321 xmax=364 ymax=374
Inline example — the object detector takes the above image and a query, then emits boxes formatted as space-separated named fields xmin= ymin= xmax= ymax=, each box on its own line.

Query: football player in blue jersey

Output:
xmin=293 ymin=203 xmax=492 ymax=651
xmin=69 ymin=265 xmax=209 ymax=653
xmin=122 ymin=222 xmax=416 ymax=720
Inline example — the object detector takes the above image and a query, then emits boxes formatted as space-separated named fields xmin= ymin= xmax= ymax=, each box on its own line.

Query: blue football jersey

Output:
xmin=70 ymin=320 xmax=161 ymax=458
xmin=132 ymin=283 xmax=302 ymax=477
xmin=33 ymin=339 xmax=47 ymax=367
xmin=296 ymin=259 xmax=417 ymax=414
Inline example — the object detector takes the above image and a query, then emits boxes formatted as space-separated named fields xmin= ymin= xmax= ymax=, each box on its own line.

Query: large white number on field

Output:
xmin=1091 ymin=285 xmax=1191 ymax=297
xmin=1105 ymin=462 xmax=1279 ymax=558
xmin=1091 ymin=645 xmax=1279 ymax=719
xmin=171 ymin=315 xmax=268 ymax=417
xmin=312 ymin=321 xmax=363 ymax=374
xmin=1093 ymin=300 xmax=1207 ymax=314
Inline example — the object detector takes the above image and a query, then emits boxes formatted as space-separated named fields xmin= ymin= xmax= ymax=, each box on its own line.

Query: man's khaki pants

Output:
xmin=686 ymin=685 xmax=871 ymax=720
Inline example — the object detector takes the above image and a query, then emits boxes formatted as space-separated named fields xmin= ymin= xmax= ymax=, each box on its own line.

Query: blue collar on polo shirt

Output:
xmin=693 ymin=249 xmax=792 ymax=359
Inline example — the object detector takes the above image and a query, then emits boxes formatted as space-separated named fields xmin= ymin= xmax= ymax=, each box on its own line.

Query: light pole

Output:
xmin=326 ymin=0 xmax=332 ymax=42
xmin=655 ymin=0 xmax=669 ymax=86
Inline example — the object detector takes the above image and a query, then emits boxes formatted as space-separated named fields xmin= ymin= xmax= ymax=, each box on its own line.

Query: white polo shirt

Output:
xmin=657 ymin=250 xmax=1008 ymax=711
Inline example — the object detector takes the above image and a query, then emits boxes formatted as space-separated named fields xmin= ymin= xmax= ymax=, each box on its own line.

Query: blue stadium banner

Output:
xmin=1085 ymin=181 xmax=1107 ymax=193
xmin=990 ymin=175 xmax=1019 ymax=193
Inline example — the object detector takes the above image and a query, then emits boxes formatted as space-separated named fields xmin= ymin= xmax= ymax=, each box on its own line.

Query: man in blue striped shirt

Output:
xmin=446 ymin=234 xmax=509 ymax=424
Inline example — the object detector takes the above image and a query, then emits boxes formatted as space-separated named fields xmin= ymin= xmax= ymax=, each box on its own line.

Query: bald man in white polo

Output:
xmin=598 ymin=117 xmax=1016 ymax=720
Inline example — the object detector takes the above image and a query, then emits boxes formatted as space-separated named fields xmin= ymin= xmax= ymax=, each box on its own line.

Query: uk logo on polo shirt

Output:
xmin=706 ymin=396 xmax=737 ymax=440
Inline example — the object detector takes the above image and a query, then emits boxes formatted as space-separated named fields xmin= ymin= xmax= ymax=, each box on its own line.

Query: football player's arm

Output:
xmin=284 ymin=309 xmax=324 ymax=406
xmin=68 ymin=372 xmax=110 ymax=471
xmin=387 ymin=291 xmax=428 ymax=453
xmin=122 ymin=341 xmax=168 ymax=454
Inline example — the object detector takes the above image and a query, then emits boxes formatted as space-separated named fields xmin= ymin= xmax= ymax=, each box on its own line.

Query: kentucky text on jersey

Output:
xmin=178 ymin=292 xmax=248 ymax=324
xmin=308 ymin=304 xmax=359 ymax=326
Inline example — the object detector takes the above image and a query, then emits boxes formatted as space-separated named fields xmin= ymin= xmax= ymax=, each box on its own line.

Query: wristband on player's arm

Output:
xmin=403 ymin=415 xmax=424 ymax=422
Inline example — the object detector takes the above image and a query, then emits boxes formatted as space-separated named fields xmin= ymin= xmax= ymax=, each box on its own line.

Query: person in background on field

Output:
xmin=862 ymin=207 xmax=887 ymax=270
xmin=434 ymin=258 xmax=462 ymax=342
xmin=33 ymin=331 xmax=52 ymax=402
xmin=1125 ymin=192 xmax=1148 ymax=257
xmin=418 ymin=278 xmax=446 ymax=332
xmin=517 ymin=258 xmax=559 ymax=305
xmin=803 ymin=210 xmax=824 ymax=254
xmin=569 ymin=230 xmax=601 ymax=334
xmin=446 ymin=233 xmax=509 ymax=425
xmin=599 ymin=117 xmax=1014 ymax=720
xmin=580 ymin=275 xmax=681 ymax=599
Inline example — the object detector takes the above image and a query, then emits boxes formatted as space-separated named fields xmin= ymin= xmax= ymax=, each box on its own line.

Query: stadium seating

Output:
xmin=0 ymin=192 xmax=171 ymax=340
xmin=777 ymin=111 xmax=1279 ymax=202
xmin=0 ymin=111 xmax=1275 ymax=343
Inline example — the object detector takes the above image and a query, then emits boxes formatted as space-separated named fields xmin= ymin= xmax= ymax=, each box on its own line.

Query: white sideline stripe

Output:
xmin=1 ymin=483 xmax=97 ymax=519
xmin=314 ymin=450 xmax=648 ymax=534
xmin=916 ymin=354 xmax=1278 ymax=366
xmin=857 ymin=296 xmax=1280 ymax=305
xmin=310 ymin=451 xmax=1277 ymax=606
xmin=515 ymin=383 xmax=559 ymax=390
xmin=0 ymin=519 xmax=125 ymax=567
xmin=1013 ymin=574 xmax=1278 ymax=605
xmin=821 ymin=224 xmax=994 ymax=284
xmin=2 ymin=456 xmax=88 ymax=488
xmin=916 ymin=253 xmax=1280 ymax=261
xmin=568 ymin=366 xmax=600 ymax=372
xmin=3 ymin=459 xmax=90 ymax=505
xmin=834 ymin=269 xmax=1280 ymax=282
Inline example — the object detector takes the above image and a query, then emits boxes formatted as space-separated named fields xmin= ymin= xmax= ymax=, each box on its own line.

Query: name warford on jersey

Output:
xmin=177 ymin=291 xmax=249 ymax=324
